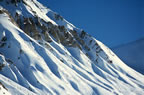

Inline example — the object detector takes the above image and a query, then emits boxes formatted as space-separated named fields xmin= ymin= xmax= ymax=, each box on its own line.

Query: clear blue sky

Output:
xmin=38 ymin=0 xmax=144 ymax=47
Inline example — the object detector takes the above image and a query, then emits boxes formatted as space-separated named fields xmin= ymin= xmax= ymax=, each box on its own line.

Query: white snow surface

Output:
xmin=0 ymin=82 xmax=11 ymax=95
xmin=0 ymin=0 xmax=144 ymax=95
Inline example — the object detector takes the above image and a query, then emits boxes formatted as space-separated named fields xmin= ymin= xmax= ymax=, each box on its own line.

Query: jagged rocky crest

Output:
xmin=0 ymin=0 xmax=112 ymax=63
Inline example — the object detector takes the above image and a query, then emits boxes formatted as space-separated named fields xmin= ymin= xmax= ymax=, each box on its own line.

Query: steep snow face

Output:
xmin=0 ymin=0 xmax=144 ymax=95
xmin=113 ymin=38 xmax=144 ymax=75
xmin=0 ymin=74 xmax=36 ymax=95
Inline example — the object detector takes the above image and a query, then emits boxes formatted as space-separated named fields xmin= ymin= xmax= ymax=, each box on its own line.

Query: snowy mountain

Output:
xmin=113 ymin=38 xmax=144 ymax=75
xmin=0 ymin=0 xmax=144 ymax=95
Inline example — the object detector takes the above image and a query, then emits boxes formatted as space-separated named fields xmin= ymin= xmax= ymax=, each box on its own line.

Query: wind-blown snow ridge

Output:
xmin=0 ymin=0 xmax=144 ymax=95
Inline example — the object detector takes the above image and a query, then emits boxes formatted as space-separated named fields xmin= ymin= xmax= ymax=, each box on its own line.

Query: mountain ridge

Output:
xmin=112 ymin=37 xmax=144 ymax=49
xmin=0 ymin=0 xmax=144 ymax=95
xmin=113 ymin=38 xmax=144 ymax=75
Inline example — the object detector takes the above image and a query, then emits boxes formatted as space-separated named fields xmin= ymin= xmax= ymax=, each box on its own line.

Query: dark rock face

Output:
xmin=23 ymin=17 xmax=42 ymax=40
xmin=80 ymin=30 xmax=86 ymax=39
xmin=54 ymin=13 xmax=63 ymax=21
xmin=11 ymin=0 xmax=22 ymax=6
xmin=0 ymin=63 xmax=5 ymax=71
xmin=11 ymin=0 xmax=21 ymax=3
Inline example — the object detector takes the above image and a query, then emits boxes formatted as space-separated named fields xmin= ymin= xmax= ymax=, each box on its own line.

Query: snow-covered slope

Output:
xmin=113 ymin=38 xmax=144 ymax=75
xmin=0 ymin=81 xmax=11 ymax=95
xmin=0 ymin=71 xmax=11 ymax=95
xmin=0 ymin=0 xmax=144 ymax=95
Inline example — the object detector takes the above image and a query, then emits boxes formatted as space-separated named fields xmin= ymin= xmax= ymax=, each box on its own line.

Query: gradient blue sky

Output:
xmin=38 ymin=0 xmax=144 ymax=47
